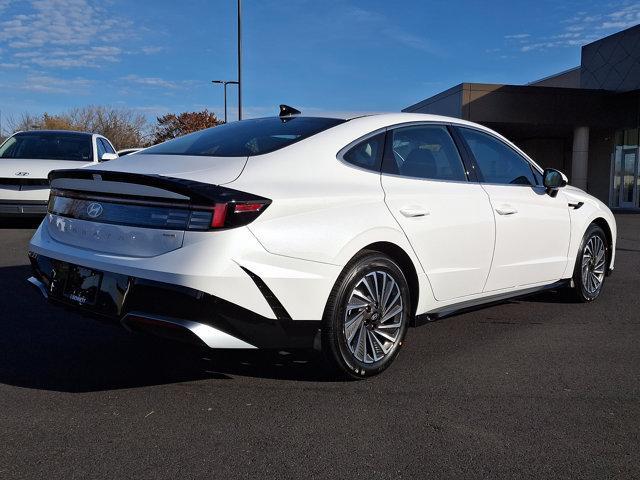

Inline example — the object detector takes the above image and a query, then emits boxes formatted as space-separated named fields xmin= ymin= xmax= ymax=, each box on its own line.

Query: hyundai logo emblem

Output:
xmin=15 ymin=172 xmax=29 ymax=176
xmin=86 ymin=202 xmax=104 ymax=218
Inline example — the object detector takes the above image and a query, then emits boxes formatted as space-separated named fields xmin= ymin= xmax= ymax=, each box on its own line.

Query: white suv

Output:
xmin=27 ymin=111 xmax=616 ymax=378
xmin=0 ymin=130 xmax=117 ymax=216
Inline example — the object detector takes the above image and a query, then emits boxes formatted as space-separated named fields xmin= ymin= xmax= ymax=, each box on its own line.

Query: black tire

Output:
xmin=569 ymin=223 xmax=608 ymax=302
xmin=321 ymin=251 xmax=411 ymax=379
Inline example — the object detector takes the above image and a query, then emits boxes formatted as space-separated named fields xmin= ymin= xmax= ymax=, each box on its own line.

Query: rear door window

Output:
xmin=382 ymin=125 xmax=467 ymax=181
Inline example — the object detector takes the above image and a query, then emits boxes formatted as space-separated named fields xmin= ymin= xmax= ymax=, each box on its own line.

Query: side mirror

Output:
xmin=543 ymin=168 xmax=567 ymax=193
xmin=100 ymin=152 xmax=118 ymax=162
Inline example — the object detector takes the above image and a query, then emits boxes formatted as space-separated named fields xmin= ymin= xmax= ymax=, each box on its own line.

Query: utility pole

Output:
xmin=237 ymin=0 xmax=242 ymax=120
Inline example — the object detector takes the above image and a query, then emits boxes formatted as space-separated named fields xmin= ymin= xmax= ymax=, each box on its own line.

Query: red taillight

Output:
xmin=210 ymin=203 xmax=228 ymax=228
xmin=202 ymin=201 xmax=269 ymax=230
xmin=233 ymin=202 xmax=265 ymax=213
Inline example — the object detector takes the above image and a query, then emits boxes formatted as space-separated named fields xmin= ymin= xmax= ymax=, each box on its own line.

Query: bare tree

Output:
xmin=6 ymin=112 xmax=43 ymax=132
xmin=67 ymin=106 xmax=150 ymax=149
xmin=4 ymin=106 xmax=151 ymax=150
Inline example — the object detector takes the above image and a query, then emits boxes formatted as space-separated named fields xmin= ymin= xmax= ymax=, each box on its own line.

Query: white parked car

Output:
xmin=0 ymin=130 xmax=117 ymax=216
xmin=27 ymin=110 xmax=617 ymax=378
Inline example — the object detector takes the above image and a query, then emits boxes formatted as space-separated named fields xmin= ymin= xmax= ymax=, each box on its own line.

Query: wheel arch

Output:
xmin=355 ymin=241 xmax=420 ymax=317
xmin=564 ymin=203 xmax=617 ymax=279
xmin=592 ymin=216 xmax=614 ymax=272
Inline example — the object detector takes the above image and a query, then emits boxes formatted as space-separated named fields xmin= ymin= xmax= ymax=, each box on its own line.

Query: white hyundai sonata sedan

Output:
xmin=27 ymin=109 xmax=616 ymax=378
xmin=0 ymin=130 xmax=118 ymax=216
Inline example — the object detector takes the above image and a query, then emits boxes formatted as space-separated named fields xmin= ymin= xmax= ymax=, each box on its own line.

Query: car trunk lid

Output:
xmin=43 ymin=166 xmax=260 ymax=257
xmin=91 ymin=154 xmax=248 ymax=185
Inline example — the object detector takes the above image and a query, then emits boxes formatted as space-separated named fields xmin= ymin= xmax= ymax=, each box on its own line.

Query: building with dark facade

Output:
xmin=404 ymin=25 xmax=640 ymax=210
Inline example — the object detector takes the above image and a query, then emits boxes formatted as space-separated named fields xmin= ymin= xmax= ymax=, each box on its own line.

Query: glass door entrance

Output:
xmin=619 ymin=148 xmax=638 ymax=208
xmin=612 ymin=129 xmax=640 ymax=209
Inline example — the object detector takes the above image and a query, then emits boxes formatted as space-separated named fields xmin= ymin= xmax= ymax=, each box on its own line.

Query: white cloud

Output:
xmin=340 ymin=5 xmax=443 ymax=56
xmin=600 ymin=19 xmax=640 ymax=29
xmin=132 ymin=105 xmax=173 ymax=117
xmin=20 ymin=74 xmax=93 ymax=94
xmin=601 ymin=4 xmax=640 ymax=29
xmin=140 ymin=46 xmax=164 ymax=55
xmin=554 ymin=32 xmax=582 ymax=39
xmin=506 ymin=3 xmax=640 ymax=53
xmin=23 ymin=46 xmax=123 ymax=68
xmin=121 ymin=75 xmax=179 ymax=90
xmin=0 ymin=0 xmax=131 ymax=68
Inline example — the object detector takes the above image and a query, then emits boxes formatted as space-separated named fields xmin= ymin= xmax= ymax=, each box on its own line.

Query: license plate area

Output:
xmin=62 ymin=265 xmax=103 ymax=306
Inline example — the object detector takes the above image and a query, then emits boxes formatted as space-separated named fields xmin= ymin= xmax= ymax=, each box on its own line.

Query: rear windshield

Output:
xmin=141 ymin=116 xmax=346 ymax=157
xmin=0 ymin=132 xmax=93 ymax=161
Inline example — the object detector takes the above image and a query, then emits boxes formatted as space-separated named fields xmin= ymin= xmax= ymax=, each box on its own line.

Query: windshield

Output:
xmin=0 ymin=132 xmax=93 ymax=161
xmin=141 ymin=116 xmax=346 ymax=157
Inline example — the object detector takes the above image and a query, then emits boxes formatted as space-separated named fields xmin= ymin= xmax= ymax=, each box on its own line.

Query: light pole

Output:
xmin=237 ymin=0 xmax=242 ymax=120
xmin=211 ymin=80 xmax=238 ymax=123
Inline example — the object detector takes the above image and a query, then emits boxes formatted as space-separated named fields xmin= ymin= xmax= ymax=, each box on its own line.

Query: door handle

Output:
xmin=495 ymin=205 xmax=518 ymax=216
xmin=399 ymin=206 xmax=429 ymax=218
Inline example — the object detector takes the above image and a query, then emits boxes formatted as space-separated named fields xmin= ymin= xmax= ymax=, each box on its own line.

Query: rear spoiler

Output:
xmin=48 ymin=168 xmax=272 ymax=231
xmin=48 ymin=169 xmax=266 ymax=206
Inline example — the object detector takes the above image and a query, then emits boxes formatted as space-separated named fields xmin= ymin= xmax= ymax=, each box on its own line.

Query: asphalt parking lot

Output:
xmin=0 ymin=216 xmax=638 ymax=479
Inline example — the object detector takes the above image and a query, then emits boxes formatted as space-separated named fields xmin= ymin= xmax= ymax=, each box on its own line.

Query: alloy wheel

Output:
xmin=581 ymin=235 xmax=606 ymax=295
xmin=343 ymin=270 xmax=404 ymax=364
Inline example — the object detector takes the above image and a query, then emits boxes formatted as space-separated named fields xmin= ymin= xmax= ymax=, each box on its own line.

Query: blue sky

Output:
xmin=0 ymin=0 xmax=639 ymax=126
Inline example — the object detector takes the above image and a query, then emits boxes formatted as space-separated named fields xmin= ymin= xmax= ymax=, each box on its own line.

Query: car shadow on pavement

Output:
xmin=0 ymin=263 xmax=576 ymax=393
xmin=0 ymin=265 xmax=338 ymax=393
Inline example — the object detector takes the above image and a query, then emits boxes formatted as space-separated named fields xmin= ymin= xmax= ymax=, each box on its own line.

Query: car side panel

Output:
xmin=232 ymin=136 xmax=435 ymax=316
xmin=243 ymin=169 xmax=436 ymax=315
xmin=233 ymin=133 xmax=413 ymax=266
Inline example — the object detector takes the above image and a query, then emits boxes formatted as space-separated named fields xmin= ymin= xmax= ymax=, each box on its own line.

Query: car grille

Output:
xmin=0 ymin=178 xmax=49 ymax=187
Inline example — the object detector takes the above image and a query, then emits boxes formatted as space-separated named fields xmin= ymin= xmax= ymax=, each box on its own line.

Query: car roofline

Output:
xmin=12 ymin=129 xmax=96 ymax=136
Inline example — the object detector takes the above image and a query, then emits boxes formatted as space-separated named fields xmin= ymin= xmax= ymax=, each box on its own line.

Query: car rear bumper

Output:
xmin=29 ymin=219 xmax=341 ymax=321
xmin=0 ymin=200 xmax=48 ymax=216
xmin=28 ymin=253 xmax=321 ymax=350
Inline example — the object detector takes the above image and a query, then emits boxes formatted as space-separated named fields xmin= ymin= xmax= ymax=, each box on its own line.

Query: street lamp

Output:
xmin=237 ymin=0 xmax=242 ymax=120
xmin=211 ymin=80 xmax=238 ymax=123
xmin=213 ymin=0 xmax=242 ymax=123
